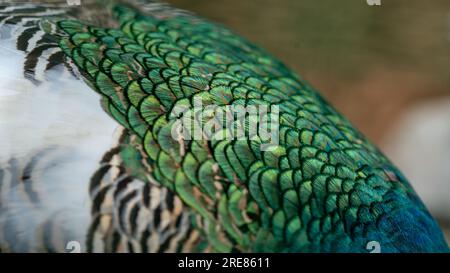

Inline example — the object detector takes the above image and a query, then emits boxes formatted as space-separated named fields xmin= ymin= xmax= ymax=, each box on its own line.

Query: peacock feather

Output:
xmin=0 ymin=0 xmax=448 ymax=253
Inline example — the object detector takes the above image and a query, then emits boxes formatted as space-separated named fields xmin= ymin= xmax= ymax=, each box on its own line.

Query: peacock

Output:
xmin=0 ymin=0 xmax=448 ymax=253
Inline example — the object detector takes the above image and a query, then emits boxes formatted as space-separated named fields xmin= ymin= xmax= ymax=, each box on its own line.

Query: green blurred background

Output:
xmin=168 ymin=0 xmax=450 ymax=243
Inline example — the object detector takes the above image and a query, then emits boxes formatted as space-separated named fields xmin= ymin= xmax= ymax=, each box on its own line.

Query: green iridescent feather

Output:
xmin=45 ymin=3 xmax=448 ymax=252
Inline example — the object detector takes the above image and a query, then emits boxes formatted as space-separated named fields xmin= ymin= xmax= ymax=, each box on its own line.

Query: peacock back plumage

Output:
xmin=0 ymin=0 xmax=447 ymax=253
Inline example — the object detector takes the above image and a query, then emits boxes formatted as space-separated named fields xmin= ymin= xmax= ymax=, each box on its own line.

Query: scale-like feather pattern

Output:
xmin=0 ymin=0 xmax=448 ymax=253
xmin=44 ymin=3 xmax=448 ymax=252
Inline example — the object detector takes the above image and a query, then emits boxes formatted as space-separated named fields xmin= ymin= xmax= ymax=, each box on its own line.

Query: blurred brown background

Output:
xmin=168 ymin=0 xmax=450 ymax=243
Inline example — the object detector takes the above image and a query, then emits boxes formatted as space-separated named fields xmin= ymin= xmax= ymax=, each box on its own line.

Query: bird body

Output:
xmin=0 ymin=0 xmax=448 ymax=253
